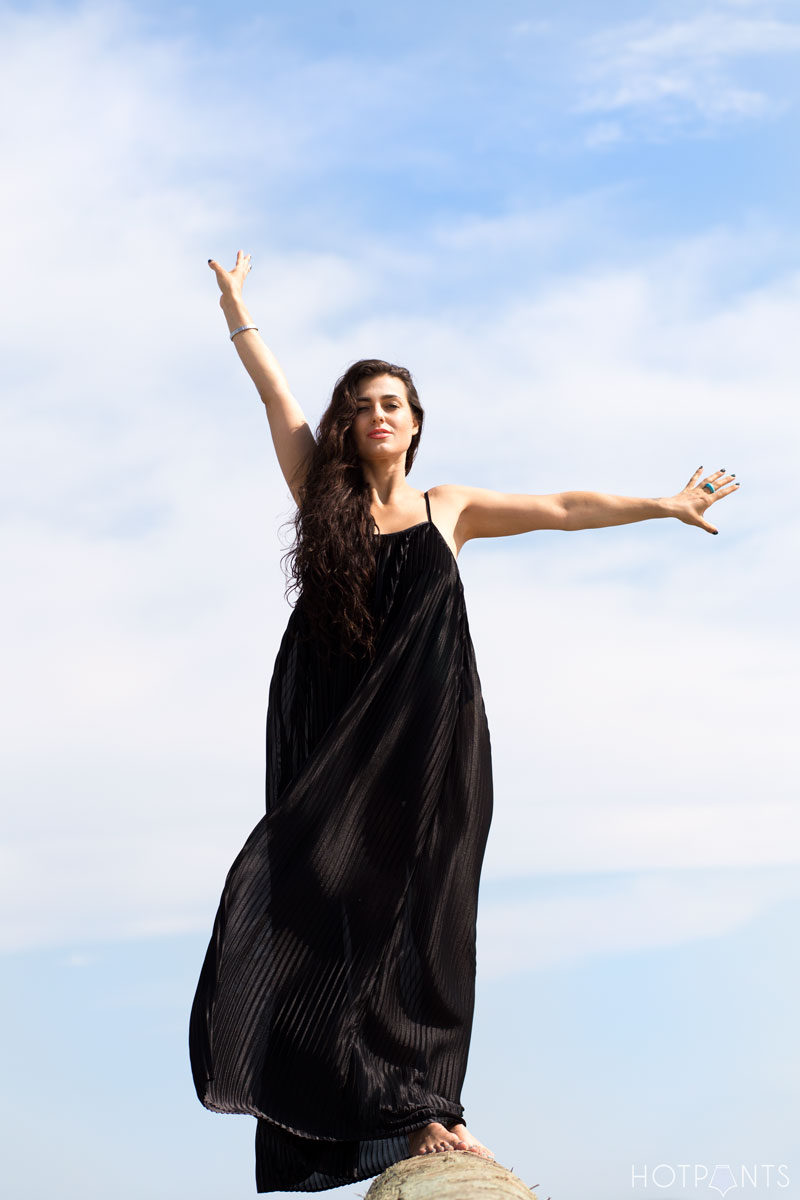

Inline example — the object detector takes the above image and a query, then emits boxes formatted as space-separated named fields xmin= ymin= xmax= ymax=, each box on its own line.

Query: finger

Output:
xmin=684 ymin=465 xmax=705 ymax=489
xmin=697 ymin=471 xmax=727 ymax=492
xmin=233 ymin=251 xmax=252 ymax=276
xmin=711 ymin=481 xmax=741 ymax=498
xmin=698 ymin=470 xmax=738 ymax=497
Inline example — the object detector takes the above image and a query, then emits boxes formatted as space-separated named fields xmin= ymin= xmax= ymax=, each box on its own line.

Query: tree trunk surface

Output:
xmin=364 ymin=1148 xmax=538 ymax=1200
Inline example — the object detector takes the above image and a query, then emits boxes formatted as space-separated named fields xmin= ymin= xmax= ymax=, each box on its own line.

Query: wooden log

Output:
xmin=364 ymin=1148 xmax=538 ymax=1200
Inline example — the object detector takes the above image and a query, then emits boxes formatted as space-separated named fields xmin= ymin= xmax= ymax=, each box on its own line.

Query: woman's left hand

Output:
xmin=670 ymin=467 xmax=740 ymax=534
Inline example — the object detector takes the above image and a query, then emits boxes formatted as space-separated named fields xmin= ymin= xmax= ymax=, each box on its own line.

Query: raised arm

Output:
xmin=208 ymin=251 xmax=316 ymax=506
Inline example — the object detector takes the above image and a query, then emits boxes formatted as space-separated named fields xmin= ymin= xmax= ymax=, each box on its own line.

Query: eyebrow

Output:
xmin=356 ymin=393 xmax=403 ymax=401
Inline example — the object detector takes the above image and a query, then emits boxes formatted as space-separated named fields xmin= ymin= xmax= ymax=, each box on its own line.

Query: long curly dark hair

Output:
xmin=280 ymin=358 xmax=425 ymax=663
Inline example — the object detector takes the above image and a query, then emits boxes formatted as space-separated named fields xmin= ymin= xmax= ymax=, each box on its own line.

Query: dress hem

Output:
xmin=249 ymin=1100 xmax=465 ymax=1143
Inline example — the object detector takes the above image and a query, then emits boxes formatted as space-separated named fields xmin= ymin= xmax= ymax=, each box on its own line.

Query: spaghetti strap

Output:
xmin=424 ymin=489 xmax=432 ymax=523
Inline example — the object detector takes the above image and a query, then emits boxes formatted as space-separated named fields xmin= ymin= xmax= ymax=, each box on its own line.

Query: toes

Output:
xmin=410 ymin=1123 xmax=478 ymax=1158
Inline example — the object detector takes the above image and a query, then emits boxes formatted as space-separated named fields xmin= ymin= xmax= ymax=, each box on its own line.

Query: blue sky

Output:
xmin=1 ymin=1 xmax=798 ymax=1198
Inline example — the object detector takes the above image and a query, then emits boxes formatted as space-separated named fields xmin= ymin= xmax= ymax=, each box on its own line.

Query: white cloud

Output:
xmin=427 ymin=186 xmax=629 ymax=254
xmin=509 ymin=19 xmax=552 ymax=39
xmin=1 ymin=3 xmax=798 ymax=959
xmin=575 ymin=8 xmax=800 ymax=129
xmin=584 ymin=120 xmax=624 ymax=148
xmin=477 ymin=868 xmax=800 ymax=976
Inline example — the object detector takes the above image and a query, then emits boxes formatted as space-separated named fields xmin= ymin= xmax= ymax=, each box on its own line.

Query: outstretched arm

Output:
xmin=208 ymin=251 xmax=316 ymax=505
xmin=561 ymin=468 xmax=739 ymax=535
xmin=446 ymin=467 xmax=740 ymax=544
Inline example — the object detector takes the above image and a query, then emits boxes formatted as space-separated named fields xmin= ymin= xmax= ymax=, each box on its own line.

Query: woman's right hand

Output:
xmin=208 ymin=250 xmax=252 ymax=305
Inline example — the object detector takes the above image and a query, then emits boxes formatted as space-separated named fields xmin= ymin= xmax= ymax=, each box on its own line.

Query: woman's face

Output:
xmin=351 ymin=374 xmax=419 ymax=460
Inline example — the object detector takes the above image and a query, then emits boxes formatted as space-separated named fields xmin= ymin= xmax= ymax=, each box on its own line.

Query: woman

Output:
xmin=189 ymin=250 xmax=739 ymax=1194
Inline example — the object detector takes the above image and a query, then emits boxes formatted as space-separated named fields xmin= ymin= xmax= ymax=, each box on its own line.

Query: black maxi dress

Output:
xmin=189 ymin=490 xmax=494 ymax=1192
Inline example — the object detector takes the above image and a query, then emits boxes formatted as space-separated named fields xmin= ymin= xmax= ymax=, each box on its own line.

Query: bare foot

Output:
xmin=408 ymin=1121 xmax=469 ymax=1155
xmin=448 ymin=1122 xmax=495 ymax=1160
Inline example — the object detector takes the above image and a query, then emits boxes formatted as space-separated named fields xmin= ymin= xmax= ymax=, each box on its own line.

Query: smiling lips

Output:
xmin=368 ymin=430 xmax=391 ymax=438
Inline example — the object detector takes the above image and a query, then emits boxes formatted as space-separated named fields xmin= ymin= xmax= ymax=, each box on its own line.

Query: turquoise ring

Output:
xmin=703 ymin=482 xmax=716 ymax=493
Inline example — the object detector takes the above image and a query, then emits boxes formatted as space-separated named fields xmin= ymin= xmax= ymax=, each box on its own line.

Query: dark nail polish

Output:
xmin=712 ymin=530 xmax=718 ymax=535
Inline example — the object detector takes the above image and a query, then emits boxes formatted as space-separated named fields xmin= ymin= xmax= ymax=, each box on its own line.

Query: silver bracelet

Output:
xmin=230 ymin=324 xmax=258 ymax=340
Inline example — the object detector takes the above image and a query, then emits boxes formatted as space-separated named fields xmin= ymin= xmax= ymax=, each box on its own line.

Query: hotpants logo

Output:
xmin=631 ymin=1164 xmax=791 ymax=1194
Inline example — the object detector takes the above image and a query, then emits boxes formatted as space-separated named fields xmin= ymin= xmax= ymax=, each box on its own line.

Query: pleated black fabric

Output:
xmin=189 ymin=491 xmax=494 ymax=1192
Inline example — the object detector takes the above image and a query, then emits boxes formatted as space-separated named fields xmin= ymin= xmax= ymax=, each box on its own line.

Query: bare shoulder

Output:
xmin=428 ymin=483 xmax=471 ymax=527
xmin=429 ymin=482 xmax=570 ymax=543
xmin=427 ymin=483 xmax=476 ymax=557
xmin=428 ymin=482 xmax=504 ymax=534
